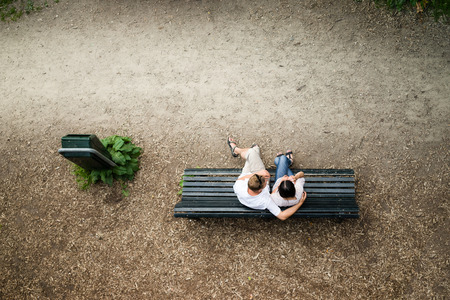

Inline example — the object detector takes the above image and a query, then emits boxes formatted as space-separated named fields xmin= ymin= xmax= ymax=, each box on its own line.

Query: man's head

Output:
xmin=248 ymin=174 xmax=265 ymax=192
xmin=279 ymin=180 xmax=295 ymax=198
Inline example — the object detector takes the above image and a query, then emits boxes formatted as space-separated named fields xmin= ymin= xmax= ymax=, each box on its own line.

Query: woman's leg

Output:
xmin=274 ymin=155 xmax=293 ymax=182
xmin=274 ymin=154 xmax=281 ymax=166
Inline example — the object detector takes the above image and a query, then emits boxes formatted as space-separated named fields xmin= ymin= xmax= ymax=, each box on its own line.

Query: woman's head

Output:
xmin=279 ymin=180 xmax=295 ymax=198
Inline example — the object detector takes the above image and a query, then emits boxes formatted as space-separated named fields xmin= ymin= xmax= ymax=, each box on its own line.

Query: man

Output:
xmin=227 ymin=137 xmax=307 ymax=221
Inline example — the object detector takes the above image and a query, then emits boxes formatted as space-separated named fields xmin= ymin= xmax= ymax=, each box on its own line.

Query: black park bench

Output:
xmin=174 ymin=168 xmax=359 ymax=218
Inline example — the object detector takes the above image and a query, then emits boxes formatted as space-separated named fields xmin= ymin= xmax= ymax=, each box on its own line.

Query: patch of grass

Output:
xmin=431 ymin=0 xmax=450 ymax=20
xmin=178 ymin=175 xmax=194 ymax=195
xmin=0 ymin=0 xmax=57 ymax=22
xmin=371 ymin=0 xmax=449 ymax=21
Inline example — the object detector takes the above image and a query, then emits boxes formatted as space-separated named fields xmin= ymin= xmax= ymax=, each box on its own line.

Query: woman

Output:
xmin=271 ymin=150 xmax=306 ymax=208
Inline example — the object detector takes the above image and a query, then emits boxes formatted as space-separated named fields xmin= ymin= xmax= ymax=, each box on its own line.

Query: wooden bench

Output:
xmin=174 ymin=168 xmax=359 ymax=218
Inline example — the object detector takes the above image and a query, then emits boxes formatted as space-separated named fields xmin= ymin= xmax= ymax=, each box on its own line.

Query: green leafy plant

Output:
xmin=72 ymin=135 xmax=142 ymax=197
xmin=1 ymin=0 xmax=21 ymax=21
xmin=1 ymin=0 xmax=56 ymax=22
xmin=25 ymin=0 xmax=34 ymax=14
xmin=372 ymin=0 xmax=449 ymax=21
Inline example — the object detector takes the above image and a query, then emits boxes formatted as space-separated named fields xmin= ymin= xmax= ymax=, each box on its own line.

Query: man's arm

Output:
xmin=236 ymin=174 xmax=254 ymax=181
xmin=276 ymin=192 xmax=307 ymax=221
xmin=255 ymin=170 xmax=270 ymax=188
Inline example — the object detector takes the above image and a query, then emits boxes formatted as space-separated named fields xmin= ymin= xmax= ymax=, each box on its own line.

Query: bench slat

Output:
xmin=182 ymin=192 xmax=355 ymax=198
xmin=182 ymin=187 xmax=355 ymax=194
xmin=183 ymin=176 xmax=355 ymax=182
xmin=174 ymin=206 xmax=359 ymax=213
xmin=179 ymin=196 xmax=356 ymax=201
xmin=183 ymin=182 xmax=355 ymax=188
xmin=174 ymin=212 xmax=359 ymax=218
xmin=175 ymin=201 xmax=358 ymax=211
xmin=184 ymin=168 xmax=355 ymax=176
xmin=177 ymin=203 xmax=358 ymax=208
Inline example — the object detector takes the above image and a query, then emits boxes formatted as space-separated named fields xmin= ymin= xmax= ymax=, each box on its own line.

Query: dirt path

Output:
xmin=1 ymin=0 xmax=449 ymax=299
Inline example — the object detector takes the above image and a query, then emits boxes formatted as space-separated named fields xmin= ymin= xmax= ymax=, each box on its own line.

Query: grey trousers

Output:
xmin=242 ymin=146 xmax=265 ymax=174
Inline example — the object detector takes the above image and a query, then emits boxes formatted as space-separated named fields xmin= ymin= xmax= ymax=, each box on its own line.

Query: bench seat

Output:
xmin=174 ymin=168 xmax=359 ymax=218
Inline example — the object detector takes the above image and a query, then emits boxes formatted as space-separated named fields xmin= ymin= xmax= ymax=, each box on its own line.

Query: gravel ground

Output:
xmin=0 ymin=0 xmax=449 ymax=299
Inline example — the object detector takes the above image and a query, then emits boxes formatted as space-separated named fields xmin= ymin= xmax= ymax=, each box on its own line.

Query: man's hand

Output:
xmin=255 ymin=170 xmax=270 ymax=188
xmin=299 ymin=191 xmax=307 ymax=205
xmin=256 ymin=169 xmax=270 ymax=180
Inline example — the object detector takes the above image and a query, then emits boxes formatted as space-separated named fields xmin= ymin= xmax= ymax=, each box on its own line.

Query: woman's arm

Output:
xmin=271 ymin=185 xmax=279 ymax=194
xmin=271 ymin=176 xmax=288 ymax=194
xmin=289 ymin=171 xmax=304 ymax=183
xmin=294 ymin=171 xmax=304 ymax=180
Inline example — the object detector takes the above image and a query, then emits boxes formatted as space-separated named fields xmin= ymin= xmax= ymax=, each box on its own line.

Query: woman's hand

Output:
xmin=294 ymin=171 xmax=304 ymax=180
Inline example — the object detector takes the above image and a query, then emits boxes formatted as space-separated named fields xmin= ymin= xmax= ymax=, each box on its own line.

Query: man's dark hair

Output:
xmin=279 ymin=180 xmax=295 ymax=198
